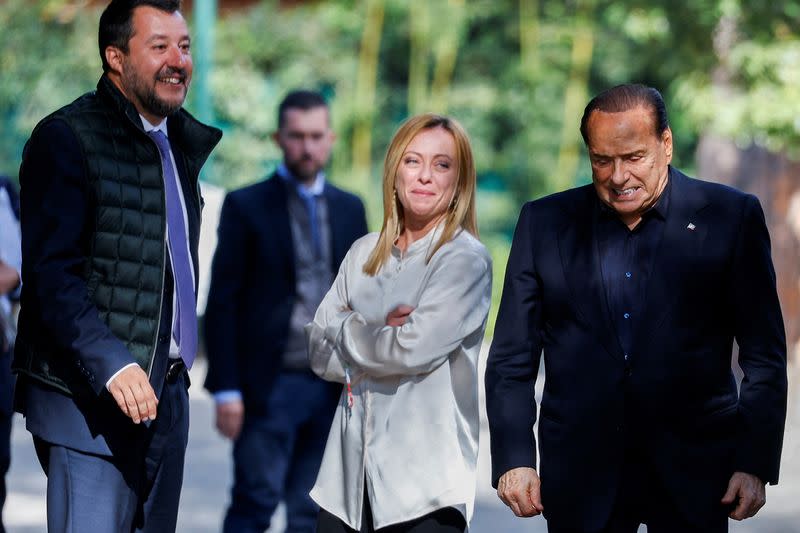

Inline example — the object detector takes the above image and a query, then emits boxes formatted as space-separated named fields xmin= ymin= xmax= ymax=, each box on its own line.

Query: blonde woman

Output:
xmin=306 ymin=114 xmax=492 ymax=533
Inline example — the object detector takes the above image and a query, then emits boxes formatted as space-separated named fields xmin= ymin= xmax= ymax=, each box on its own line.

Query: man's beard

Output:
xmin=286 ymin=156 xmax=323 ymax=183
xmin=122 ymin=65 xmax=188 ymax=119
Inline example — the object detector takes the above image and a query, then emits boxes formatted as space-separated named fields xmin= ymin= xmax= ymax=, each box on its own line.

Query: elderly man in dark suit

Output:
xmin=204 ymin=89 xmax=368 ymax=533
xmin=486 ymin=83 xmax=787 ymax=533
xmin=13 ymin=1 xmax=221 ymax=531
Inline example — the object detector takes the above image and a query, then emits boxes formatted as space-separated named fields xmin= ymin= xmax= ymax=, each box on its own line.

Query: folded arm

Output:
xmin=337 ymin=249 xmax=492 ymax=378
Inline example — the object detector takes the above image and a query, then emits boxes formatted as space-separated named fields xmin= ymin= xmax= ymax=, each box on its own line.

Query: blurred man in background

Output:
xmin=0 ymin=175 xmax=20 ymax=533
xmin=204 ymin=89 xmax=367 ymax=533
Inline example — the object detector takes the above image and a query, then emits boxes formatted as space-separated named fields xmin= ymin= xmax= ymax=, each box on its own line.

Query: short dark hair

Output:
xmin=277 ymin=90 xmax=329 ymax=129
xmin=580 ymin=83 xmax=669 ymax=145
xmin=98 ymin=0 xmax=181 ymax=73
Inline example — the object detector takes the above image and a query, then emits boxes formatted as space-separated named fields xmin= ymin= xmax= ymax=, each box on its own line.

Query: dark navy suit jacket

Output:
xmin=486 ymin=168 xmax=787 ymax=531
xmin=203 ymin=173 xmax=368 ymax=414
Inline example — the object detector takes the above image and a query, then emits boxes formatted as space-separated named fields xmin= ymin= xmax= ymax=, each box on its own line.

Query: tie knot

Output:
xmin=148 ymin=129 xmax=170 ymax=153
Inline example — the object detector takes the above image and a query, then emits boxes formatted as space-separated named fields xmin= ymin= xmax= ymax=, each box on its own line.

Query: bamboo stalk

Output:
xmin=551 ymin=0 xmax=594 ymax=193
xmin=351 ymin=0 xmax=386 ymax=208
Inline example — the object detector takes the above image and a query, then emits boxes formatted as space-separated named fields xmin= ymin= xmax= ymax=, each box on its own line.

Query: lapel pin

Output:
xmin=687 ymin=222 xmax=696 ymax=231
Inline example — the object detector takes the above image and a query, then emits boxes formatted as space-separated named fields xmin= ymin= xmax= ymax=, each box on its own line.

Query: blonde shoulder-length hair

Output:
xmin=363 ymin=113 xmax=478 ymax=276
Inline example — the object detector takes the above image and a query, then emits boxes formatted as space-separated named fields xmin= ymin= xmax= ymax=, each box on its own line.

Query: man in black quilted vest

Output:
xmin=13 ymin=1 xmax=221 ymax=531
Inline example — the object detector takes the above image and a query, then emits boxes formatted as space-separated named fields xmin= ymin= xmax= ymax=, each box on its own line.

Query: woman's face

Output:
xmin=395 ymin=126 xmax=458 ymax=230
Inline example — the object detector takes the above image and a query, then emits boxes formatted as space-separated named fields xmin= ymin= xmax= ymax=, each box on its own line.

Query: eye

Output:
xmin=403 ymin=156 xmax=419 ymax=165
xmin=435 ymin=160 xmax=451 ymax=170
xmin=592 ymin=157 xmax=610 ymax=166
xmin=180 ymin=43 xmax=191 ymax=53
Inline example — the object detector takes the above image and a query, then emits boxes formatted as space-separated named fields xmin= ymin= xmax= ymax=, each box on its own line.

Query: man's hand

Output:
xmin=107 ymin=366 xmax=158 ymax=424
xmin=215 ymin=399 xmax=244 ymax=440
xmin=0 ymin=260 xmax=20 ymax=294
xmin=497 ymin=467 xmax=544 ymax=518
xmin=386 ymin=305 xmax=414 ymax=327
xmin=721 ymin=471 xmax=766 ymax=520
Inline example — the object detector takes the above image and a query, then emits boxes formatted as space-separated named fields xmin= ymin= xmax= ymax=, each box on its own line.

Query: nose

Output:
xmin=610 ymin=161 xmax=628 ymax=185
xmin=167 ymin=44 xmax=187 ymax=67
xmin=418 ymin=163 xmax=433 ymax=183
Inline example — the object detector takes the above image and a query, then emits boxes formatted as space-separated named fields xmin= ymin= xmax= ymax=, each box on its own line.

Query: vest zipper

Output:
xmin=149 ymin=139 xmax=168 ymax=380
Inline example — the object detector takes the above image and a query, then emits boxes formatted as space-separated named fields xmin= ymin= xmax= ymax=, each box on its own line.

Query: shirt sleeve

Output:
xmin=306 ymin=248 xmax=358 ymax=384
xmin=338 ymin=247 xmax=492 ymax=378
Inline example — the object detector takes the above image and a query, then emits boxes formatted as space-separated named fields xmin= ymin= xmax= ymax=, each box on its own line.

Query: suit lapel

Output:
xmin=263 ymin=174 xmax=296 ymax=284
xmin=631 ymin=169 xmax=709 ymax=352
xmin=558 ymin=188 xmax=625 ymax=361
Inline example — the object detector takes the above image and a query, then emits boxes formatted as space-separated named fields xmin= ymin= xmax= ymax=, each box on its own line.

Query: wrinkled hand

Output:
xmin=216 ymin=399 xmax=244 ymax=440
xmin=386 ymin=305 xmax=414 ymax=327
xmin=721 ymin=471 xmax=766 ymax=520
xmin=497 ymin=467 xmax=544 ymax=518
xmin=108 ymin=366 xmax=158 ymax=424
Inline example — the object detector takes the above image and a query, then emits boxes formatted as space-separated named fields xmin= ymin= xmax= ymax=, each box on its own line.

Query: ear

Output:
xmin=271 ymin=131 xmax=280 ymax=146
xmin=662 ymin=127 xmax=673 ymax=163
xmin=105 ymin=46 xmax=125 ymax=75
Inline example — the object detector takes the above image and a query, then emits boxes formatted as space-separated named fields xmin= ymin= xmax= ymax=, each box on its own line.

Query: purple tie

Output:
xmin=149 ymin=130 xmax=197 ymax=368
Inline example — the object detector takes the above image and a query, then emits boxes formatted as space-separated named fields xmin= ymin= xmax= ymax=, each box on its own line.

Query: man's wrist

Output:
xmin=214 ymin=390 xmax=243 ymax=405
xmin=105 ymin=362 xmax=139 ymax=390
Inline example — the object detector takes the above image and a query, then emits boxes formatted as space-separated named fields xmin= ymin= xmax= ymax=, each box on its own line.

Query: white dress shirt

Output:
xmin=306 ymin=225 xmax=492 ymax=530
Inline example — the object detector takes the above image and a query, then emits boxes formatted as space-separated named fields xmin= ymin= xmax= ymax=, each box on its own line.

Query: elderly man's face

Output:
xmin=586 ymin=106 xmax=673 ymax=229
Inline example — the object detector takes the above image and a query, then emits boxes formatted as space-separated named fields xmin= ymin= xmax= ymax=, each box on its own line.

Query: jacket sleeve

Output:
xmin=731 ymin=194 xmax=787 ymax=484
xmin=203 ymin=193 xmax=249 ymax=393
xmin=19 ymin=119 xmax=134 ymax=393
xmin=484 ymin=202 xmax=544 ymax=486
xmin=337 ymin=247 xmax=491 ymax=379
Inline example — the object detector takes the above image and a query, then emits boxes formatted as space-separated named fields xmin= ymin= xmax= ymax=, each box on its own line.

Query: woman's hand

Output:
xmin=386 ymin=305 xmax=414 ymax=327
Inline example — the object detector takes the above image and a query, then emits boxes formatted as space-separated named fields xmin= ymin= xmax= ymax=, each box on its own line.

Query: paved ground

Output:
xmin=4 ymin=358 xmax=799 ymax=532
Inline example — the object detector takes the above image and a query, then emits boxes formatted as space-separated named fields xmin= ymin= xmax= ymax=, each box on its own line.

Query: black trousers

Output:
xmin=547 ymin=447 xmax=728 ymax=533
xmin=316 ymin=490 xmax=465 ymax=533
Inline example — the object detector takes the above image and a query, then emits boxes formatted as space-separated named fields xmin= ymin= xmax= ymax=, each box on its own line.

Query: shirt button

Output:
xmin=623 ymin=312 xmax=630 ymax=319
xmin=625 ymin=272 xmax=632 ymax=278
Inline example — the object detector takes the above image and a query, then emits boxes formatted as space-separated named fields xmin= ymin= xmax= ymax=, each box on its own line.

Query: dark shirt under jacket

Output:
xmin=597 ymin=178 xmax=671 ymax=361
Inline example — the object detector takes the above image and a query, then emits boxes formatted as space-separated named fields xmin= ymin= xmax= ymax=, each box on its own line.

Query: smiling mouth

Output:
xmin=158 ymin=77 xmax=184 ymax=85
xmin=612 ymin=187 xmax=639 ymax=198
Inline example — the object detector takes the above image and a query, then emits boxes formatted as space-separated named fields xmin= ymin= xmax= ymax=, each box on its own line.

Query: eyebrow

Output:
xmin=145 ymin=34 xmax=191 ymax=44
xmin=403 ymin=150 xmax=453 ymax=159
xmin=590 ymin=149 xmax=646 ymax=158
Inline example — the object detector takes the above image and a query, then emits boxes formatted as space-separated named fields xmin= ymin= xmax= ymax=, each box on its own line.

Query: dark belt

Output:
xmin=166 ymin=359 xmax=187 ymax=384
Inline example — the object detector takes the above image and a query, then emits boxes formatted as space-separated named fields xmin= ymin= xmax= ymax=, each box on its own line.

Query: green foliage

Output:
xmin=0 ymin=0 xmax=99 ymax=177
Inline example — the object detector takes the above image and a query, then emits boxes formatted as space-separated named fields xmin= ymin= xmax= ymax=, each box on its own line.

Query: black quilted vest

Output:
xmin=14 ymin=76 xmax=221 ymax=395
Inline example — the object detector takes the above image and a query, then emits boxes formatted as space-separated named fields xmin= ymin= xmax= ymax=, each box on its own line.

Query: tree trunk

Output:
xmin=551 ymin=0 xmax=594 ymax=194
xmin=697 ymin=136 xmax=800 ymax=368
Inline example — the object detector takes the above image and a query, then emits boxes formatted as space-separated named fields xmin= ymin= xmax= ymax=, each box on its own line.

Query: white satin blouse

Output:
xmin=306 ymin=225 xmax=492 ymax=530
